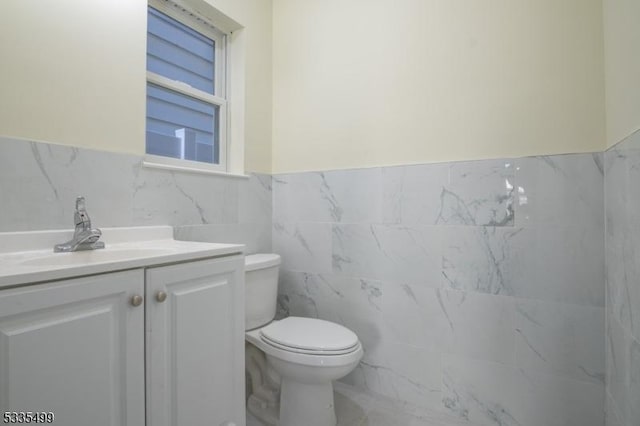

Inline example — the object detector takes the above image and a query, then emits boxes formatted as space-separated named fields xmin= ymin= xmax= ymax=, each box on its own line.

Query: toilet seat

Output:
xmin=259 ymin=317 xmax=359 ymax=354
xmin=245 ymin=317 xmax=363 ymax=368
xmin=261 ymin=335 xmax=359 ymax=356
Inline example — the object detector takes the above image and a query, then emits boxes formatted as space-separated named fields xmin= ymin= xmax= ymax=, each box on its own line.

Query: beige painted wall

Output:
xmin=0 ymin=0 xmax=147 ymax=155
xmin=0 ymin=0 xmax=272 ymax=173
xmin=603 ymin=0 xmax=640 ymax=147
xmin=207 ymin=0 xmax=273 ymax=173
xmin=272 ymin=0 xmax=606 ymax=173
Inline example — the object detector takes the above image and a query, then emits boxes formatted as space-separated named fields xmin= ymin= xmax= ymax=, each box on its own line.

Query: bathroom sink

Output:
xmin=0 ymin=226 xmax=245 ymax=287
xmin=18 ymin=247 xmax=177 ymax=267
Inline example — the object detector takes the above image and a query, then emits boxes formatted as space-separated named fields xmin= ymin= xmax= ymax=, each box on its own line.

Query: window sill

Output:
xmin=142 ymin=160 xmax=249 ymax=179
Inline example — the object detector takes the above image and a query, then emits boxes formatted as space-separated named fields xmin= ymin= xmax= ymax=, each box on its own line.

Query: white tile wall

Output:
xmin=0 ymin=136 xmax=272 ymax=253
xmin=604 ymin=129 xmax=640 ymax=426
xmin=0 ymin=136 xmax=618 ymax=426
xmin=274 ymin=152 xmax=606 ymax=426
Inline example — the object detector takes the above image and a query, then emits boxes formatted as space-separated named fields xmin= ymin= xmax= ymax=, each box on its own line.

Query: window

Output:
xmin=146 ymin=1 xmax=228 ymax=171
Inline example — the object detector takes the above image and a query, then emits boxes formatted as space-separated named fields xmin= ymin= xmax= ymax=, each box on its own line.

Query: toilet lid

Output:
xmin=245 ymin=253 xmax=281 ymax=272
xmin=259 ymin=317 xmax=359 ymax=353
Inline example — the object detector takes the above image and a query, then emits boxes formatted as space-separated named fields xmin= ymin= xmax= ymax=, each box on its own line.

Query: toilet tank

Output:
xmin=245 ymin=253 xmax=281 ymax=331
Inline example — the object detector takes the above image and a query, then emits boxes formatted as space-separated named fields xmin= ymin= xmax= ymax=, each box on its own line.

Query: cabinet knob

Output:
xmin=156 ymin=291 xmax=167 ymax=303
xmin=130 ymin=294 xmax=143 ymax=307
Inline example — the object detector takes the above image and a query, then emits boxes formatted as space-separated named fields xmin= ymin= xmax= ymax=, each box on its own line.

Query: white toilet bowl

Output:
xmin=244 ymin=255 xmax=363 ymax=426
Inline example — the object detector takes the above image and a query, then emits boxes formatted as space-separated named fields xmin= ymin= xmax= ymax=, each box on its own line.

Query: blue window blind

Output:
xmin=146 ymin=83 xmax=219 ymax=163
xmin=147 ymin=7 xmax=215 ymax=94
xmin=146 ymin=6 xmax=222 ymax=165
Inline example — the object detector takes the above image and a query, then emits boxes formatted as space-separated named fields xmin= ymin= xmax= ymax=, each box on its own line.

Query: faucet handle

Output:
xmin=75 ymin=196 xmax=86 ymax=212
xmin=74 ymin=196 xmax=91 ymax=228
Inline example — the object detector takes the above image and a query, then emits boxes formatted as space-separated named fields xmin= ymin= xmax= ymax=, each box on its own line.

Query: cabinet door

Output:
xmin=0 ymin=270 xmax=145 ymax=426
xmin=146 ymin=256 xmax=244 ymax=426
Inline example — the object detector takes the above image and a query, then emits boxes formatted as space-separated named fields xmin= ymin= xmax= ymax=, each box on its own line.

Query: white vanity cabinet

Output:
xmin=145 ymin=256 xmax=244 ymax=426
xmin=0 ymin=270 xmax=146 ymax=426
xmin=0 ymin=254 xmax=244 ymax=426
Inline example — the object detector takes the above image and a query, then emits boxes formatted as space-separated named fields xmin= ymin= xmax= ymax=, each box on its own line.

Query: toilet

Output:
xmin=244 ymin=254 xmax=363 ymax=426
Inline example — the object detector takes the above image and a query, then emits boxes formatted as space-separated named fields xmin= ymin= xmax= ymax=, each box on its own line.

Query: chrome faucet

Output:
xmin=54 ymin=197 xmax=105 ymax=252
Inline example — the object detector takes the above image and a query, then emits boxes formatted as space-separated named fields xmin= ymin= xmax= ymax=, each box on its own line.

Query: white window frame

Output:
xmin=145 ymin=0 xmax=230 ymax=173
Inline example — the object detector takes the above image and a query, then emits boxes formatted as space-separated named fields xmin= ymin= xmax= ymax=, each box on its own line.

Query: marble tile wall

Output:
xmin=273 ymin=154 xmax=606 ymax=426
xmin=0 ymin=135 xmax=617 ymax=426
xmin=0 ymin=137 xmax=272 ymax=253
xmin=604 ymin=129 xmax=640 ymax=426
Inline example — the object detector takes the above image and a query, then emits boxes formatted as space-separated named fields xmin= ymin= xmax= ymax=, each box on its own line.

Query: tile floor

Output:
xmin=247 ymin=382 xmax=480 ymax=426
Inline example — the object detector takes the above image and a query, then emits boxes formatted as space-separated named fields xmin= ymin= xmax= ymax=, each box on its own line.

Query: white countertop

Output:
xmin=0 ymin=226 xmax=244 ymax=288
